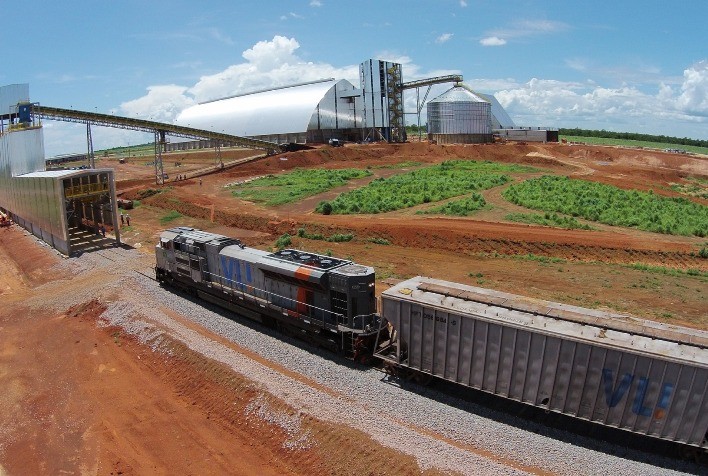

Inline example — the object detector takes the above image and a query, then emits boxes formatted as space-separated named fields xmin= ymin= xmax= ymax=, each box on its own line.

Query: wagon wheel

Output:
xmin=382 ymin=362 xmax=398 ymax=377
xmin=413 ymin=372 xmax=433 ymax=386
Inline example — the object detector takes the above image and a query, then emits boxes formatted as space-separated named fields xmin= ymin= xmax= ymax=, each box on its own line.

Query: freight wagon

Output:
xmin=155 ymin=227 xmax=380 ymax=356
xmin=374 ymin=277 xmax=708 ymax=449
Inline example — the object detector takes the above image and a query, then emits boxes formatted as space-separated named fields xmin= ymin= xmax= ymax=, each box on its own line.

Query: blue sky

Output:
xmin=3 ymin=0 xmax=707 ymax=156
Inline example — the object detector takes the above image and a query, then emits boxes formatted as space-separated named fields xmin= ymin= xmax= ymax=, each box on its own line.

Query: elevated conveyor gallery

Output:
xmin=31 ymin=105 xmax=280 ymax=184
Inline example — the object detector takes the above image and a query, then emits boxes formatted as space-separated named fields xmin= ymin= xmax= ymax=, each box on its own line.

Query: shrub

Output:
xmin=319 ymin=201 xmax=333 ymax=215
xmin=326 ymin=233 xmax=354 ymax=242
xmin=275 ymin=233 xmax=292 ymax=249
xmin=503 ymin=176 xmax=708 ymax=237
xmin=318 ymin=160 xmax=529 ymax=215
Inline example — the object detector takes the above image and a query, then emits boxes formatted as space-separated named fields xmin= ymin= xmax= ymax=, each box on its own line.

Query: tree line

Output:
xmin=558 ymin=128 xmax=708 ymax=147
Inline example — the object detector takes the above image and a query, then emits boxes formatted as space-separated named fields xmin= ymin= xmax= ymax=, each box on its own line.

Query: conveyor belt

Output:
xmin=31 ymin=105 xmax=280 ymax=154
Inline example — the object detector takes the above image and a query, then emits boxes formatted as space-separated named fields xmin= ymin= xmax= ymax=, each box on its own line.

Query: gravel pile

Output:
xmin=28 ymin=243 xmax=702 ymax=475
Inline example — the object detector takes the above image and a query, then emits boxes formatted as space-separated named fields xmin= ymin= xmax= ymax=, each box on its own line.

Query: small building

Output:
xmin=0 ymin=84 xmax=120 ymax=255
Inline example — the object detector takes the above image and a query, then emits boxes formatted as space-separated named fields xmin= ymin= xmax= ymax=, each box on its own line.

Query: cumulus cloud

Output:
xmin=65 ymin=38 xmax=702 ymax=157
xmin=120 ymin=85 xmax=195 ymax=123
xmin=676 ymin=60 xmax=708 ymax=116
xmin=460 ymin=0 xmax=467 ymax=6
xmin=310 ymin=0 xmax=322 ymax=6
xmin=480 ymin=36 xmax=506 ymax=46
xmin=436 ymin=33 xmax=453 ymax=44
xmin=117 ymin=36 xmax=364 ymax=123
xmin=494 ymin=65 xmax=708 ymax=136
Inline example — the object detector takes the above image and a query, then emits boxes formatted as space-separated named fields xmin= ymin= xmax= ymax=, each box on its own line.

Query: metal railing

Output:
xmin=199 ymin=268 xmax=378 ymax=332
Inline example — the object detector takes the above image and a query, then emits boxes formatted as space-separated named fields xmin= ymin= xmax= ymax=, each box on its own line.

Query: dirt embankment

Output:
xmin=143 ymin=192 xmax=707 ymax=272
xmin=0 ymin=227 xmax=445 ymax=476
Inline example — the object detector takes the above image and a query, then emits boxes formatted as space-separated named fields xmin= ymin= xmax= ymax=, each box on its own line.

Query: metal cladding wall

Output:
xmin=175 ymin=79 xmax=360 ymax=144
xmin=381 ymin=277 xmax=708 ymax=448
xmin=427 ymin=87 xmax=493 ymax=144
xmin=0 ymin=83 xmax=29 ymax=119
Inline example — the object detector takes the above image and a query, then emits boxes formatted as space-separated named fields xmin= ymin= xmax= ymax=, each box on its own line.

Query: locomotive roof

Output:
xmin=161 ymin=227 xmax=241 ymax=247
xmin=267 ymin=249 xmax=349 ymax=270
xmin=383 ymin=277 xmax=708 ymax=366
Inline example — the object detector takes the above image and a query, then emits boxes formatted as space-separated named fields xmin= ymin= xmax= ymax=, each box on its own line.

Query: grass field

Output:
xmin=230 ymin=168 xmax=371 ymax=206
xmin=317 ymin=160 xmax=535 ymax=215
xmin=504 ymin=212 xmax=593 ymax=230
xmin=560 ymin=135 xmax=708 ymax=155
xmin=418 ymin=193 xmax=488 ymax=216
xmin=503 ymin=176 xmax=708 ymax=237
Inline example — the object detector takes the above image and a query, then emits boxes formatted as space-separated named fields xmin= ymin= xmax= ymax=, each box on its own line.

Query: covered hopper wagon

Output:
xmin=375 ymin=277 xmax=708 ymax=450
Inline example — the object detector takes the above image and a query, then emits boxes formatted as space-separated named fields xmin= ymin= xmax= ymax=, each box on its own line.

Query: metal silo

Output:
xmin=427 ymin=86 xmax=493 ymax=144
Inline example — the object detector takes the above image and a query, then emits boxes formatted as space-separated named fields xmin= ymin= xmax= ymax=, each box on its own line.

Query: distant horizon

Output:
xmin=4 ymin=1 xmax=705 ymax=156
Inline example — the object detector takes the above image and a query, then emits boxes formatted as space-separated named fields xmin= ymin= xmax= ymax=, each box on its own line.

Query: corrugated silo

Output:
xmin=427 ymin=86 xmax=493 ymax=144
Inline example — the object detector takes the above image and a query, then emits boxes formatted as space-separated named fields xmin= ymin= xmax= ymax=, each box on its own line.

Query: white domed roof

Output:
xmin=429 ymin=86 xmax=489 ymax=104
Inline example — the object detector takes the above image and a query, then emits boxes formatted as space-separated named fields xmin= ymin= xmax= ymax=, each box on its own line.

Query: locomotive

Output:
xmin=155 ymin=226 xmax=708 ymax=451
xmin=155 ymin=227 xmax=381 ymax=357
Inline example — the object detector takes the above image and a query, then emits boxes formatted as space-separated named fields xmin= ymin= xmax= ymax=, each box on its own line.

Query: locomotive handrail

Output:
xmin=202 ymin=269 xmax=355 ymax=330
xmin=200 ymin=269 xmax=380 ymax=332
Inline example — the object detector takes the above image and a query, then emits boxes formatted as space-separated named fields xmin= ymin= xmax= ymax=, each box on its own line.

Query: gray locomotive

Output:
xmin=155 ymin=227 xmax=380 ymax=357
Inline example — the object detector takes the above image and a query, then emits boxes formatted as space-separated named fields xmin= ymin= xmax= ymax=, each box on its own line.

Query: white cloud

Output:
xmin=310 ymin=0 xmax=322 ymax=6
xmin=281 ymin=12 xmax=304 ymax=20
xmin=480 ymin=36 xmax=506 ymax=46
xmin=120 ymin=84 xmax=195 ymax=123
xmin=44 ymin=38 xmax=708 ymax=156
xmin=436 ymin=33 xmax=453 ymax=44
xmin=459 ymin=0 xmax=467 ymax=6
xmin=484 ymin=19 xmax=568 ymax=44
xmin=676 ymin=60 xmax=708 ymax=116
xmin=494 ymin=67 xmax=708 ymax=136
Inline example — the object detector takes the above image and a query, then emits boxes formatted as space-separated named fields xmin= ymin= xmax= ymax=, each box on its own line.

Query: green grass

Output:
xmin=317 ymin=160 xmax=535 ymax=215
xmin=368 ymin=161 xmax=422 ymax=169
xmin=503 ymin=175 xmax=708 ymax=237
xmin=296 ymin=227 xmax=355 ymax=242
xmin=512 ymin=253 xmax=566 ymax=264
xmin=505 ymin=212 xmax=593 ymax=230
xmin=560 ymin=135 xmax=708 ymax=155
xmin=231 ymin=168 xmax=371 ymax=206
xmin=670 ymin=176 xmax=708 ymax=199
xmin=159 ymin=210 xmax=182 ymax=224
xmin=367 ymin=237 xmax=391 ymax=245
xmin=275 ymin=233 xmax=292 ymax=249
xmin=626 ymin=263 xmax=708 ymax=279
xmin=418 ymin=193 xmax=488 ymax=216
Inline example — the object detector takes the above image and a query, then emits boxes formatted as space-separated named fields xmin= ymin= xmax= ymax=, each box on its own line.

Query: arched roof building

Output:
xmin=175 ymin=79 xmax=363 ymax=145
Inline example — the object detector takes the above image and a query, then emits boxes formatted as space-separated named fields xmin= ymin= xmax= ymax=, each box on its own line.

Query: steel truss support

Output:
xmin=86 ymin=123 xmax=95 ymax=169
xmin=154 ymin=130 xmax=166 ymax=185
